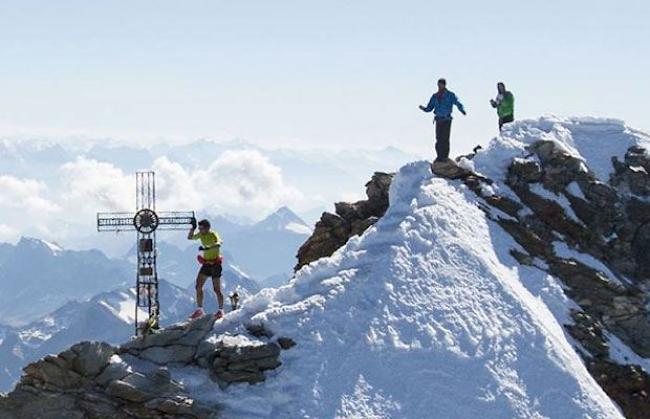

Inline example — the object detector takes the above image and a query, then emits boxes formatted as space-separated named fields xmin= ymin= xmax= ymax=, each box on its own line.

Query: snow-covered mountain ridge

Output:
xmin=2 ymin=117 xmax=649 ymax=418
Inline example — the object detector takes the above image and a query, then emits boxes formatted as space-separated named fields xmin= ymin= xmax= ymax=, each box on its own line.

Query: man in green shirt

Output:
xmin=187 ymin=218 xmax=225 ymax=320
xmin=490 ymin=82 xmax=515 ymax=131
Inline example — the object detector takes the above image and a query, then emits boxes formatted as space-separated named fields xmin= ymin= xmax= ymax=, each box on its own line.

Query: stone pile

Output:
xmin=197 ymin=335 xmax=282 ymax=387
xmin=0 ymin=315 xmax=294 ymax=418
xmin=0 ymin=341 xmax=209 ymax=419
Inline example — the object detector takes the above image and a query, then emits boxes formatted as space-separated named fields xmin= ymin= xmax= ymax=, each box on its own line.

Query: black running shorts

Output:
xmin=199 ymin=263 xmax=222 ymax=278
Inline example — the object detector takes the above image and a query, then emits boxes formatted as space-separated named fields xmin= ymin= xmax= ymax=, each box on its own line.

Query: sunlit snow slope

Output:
xmin=180 ymin=119 xmax=628 ymax=417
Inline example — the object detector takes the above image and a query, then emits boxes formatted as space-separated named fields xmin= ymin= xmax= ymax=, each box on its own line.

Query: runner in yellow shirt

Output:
xmin=187 ymin=218 xmax=225 ymax=320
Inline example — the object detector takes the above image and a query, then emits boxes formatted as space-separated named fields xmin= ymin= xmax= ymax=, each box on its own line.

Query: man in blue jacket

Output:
xmin=419 ymin=78 xmax=466 ymax=162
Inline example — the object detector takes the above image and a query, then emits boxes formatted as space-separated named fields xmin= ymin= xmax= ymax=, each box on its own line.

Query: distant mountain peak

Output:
xmin=17 ymin=236 xmax=64 ymax=254
xmin=255 ymin=207 xmax=311 ymax=234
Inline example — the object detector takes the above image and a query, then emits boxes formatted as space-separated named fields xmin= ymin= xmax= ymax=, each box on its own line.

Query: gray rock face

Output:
xmin=295 ymin=172 xmax=393 ymax=270
xmin=0 ymin=314 xmax=293 ymax=418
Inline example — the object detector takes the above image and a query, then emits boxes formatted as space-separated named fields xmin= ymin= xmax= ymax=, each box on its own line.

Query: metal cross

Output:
xmin=97 ymin=171 xmax=195 ymax=335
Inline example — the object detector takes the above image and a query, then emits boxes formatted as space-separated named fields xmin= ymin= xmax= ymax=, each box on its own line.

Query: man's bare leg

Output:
xmin=212 ymin=276 xmax=224 ymax=310
xmin=195 ymin=272 xmax=208 ymax=308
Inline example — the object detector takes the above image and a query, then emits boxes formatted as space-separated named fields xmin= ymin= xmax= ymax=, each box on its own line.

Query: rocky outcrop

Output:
xmin=295 ymin=172 xmax=393 ymax=270
xmin=441 ymin=142 xmax=650 ymax=418
xmin=0 ymin=316 xmax=293 ymax=418
xmin=0 ymin=340 xmax=207 ymax=419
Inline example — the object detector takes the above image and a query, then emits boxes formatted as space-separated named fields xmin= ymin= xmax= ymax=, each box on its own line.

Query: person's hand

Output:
xmin=190 ymin=217 xmax=197 ymax=229
xmin=418 ymin=105 xmax=426 ymax=111
xmin=461 ymin=110 xmax=467 ymax=116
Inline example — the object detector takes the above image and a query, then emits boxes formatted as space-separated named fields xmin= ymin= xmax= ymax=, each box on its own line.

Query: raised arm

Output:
xmin=187 ymin=217 xmax=197 ymax=240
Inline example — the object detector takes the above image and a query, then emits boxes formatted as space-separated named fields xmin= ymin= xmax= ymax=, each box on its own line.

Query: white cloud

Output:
xmin=0 ymin=175 xmax=60 ymax=214
xmin=152 ymin=150 xmax=304 ymax=219
xmin=59 ymin=157 xmax=133 ymax=214
xmin=0 ymin=149 xmax=306 ymax=244
xmin=52 ymin=151 xmax=302 ymax=225
xmin=0 ymin=224 xmax=19 ymax=243
xmin=151 ymin=157 xmax=202 ymax=211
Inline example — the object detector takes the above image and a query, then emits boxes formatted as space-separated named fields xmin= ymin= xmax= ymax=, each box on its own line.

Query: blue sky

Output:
xmin=0 ymin=0 xmax=648 ymax=154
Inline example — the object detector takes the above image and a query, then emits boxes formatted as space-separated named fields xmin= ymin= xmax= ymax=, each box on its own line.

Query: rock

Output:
xmin=632 ymin=222 xmax=650 ymax=276
xmin=138 ymin=345 xmax=196 ymax=365
xmin=0 ymin=390 xmax=85 ymax=419
xmin=94 ymin=358 xmax=130 ymax=386
xmin=431 ymin=159 xmax=474 ymax=179
xmin=122 ymin=315 xmax=215 ymax=356
xmin=106 ymin=378 xmax=150 ymax=403
xmin=587 ymin=359 xmax=650 ymax=419
xmin=484 ymin=195 xmax=523 ymax=217
xmin=71 ymin=341 xmax=115 ymax=377
xmin=208 ymin=338 xmax=283 ymax=386
xmin=23 ymin=356 xmax=83 ymax=389
xmin=565 ymin=311 xmax=609 ymax=358
xmin=296 ymin=172 xmax=393 ymax=270
xmin=611 ymin=147 xmax=650 ymax=197
xmin=277 ymin=337 xmax=297 ymax=350
xmin=508 ymin=158 xmax=542 ymax=183
xmin=365 ymin=172 xmax=392 ymax=202
xmin=195 ymin=340 xmax=218 ymax=367
xmin=527 ymin=140 xmax=590 ymax=191
xmin=509 ymin=249 xmax=534 ymax=266
xmin=3 ymin=316 xmax=224 ymax=416
xmin=246 ymin=324 xmax=273 ymax=338
xmin=496 ymin=218 xmax=552 ymax=258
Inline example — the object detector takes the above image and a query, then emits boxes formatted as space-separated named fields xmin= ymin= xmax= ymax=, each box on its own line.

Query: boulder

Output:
xmin=431 ymin=159 xmax=473 ymax=179
xmin=207 ymin=336 xmax=283 ymax=386
xmin=71 ymin=341 xmax=115 ymax=377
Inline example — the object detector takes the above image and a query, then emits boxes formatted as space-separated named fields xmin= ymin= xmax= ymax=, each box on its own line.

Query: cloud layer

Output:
xmin=153 ymin=150 xmax=303 ymax=216
xmin=0 ymin=150 xmax=304 ymax=243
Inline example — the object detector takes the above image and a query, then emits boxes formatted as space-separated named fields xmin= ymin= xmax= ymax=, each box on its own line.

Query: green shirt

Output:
xmin=497 ymin=91 xmax=515 ymax=118
xmin=192 ymin=230 xmax=221 ymax=260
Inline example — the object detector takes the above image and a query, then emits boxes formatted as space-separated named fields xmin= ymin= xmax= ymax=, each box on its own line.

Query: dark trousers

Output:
xmin=499 ymin=114 xmax=514 ymax=131
xmin=434 ymin=118 xmax=452 ymax=161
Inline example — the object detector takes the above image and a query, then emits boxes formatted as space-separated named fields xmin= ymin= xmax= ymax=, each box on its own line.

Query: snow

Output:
xmin=566 ymin=181 xmax=586 ymax=199
xmin=40 ymin=239 xmax=64 ymax=254
xmin=472 ymin=116 xmax=650 ymax=184
xmin=529 ymin=183 xmax=584 ymax=225
xmin=176 ymin=160 xmax=620 ymax=418
xmin=607 ymin=333 xmax=650 ymax=374
xmin=285 ymin=222 xmax=313 ymax=235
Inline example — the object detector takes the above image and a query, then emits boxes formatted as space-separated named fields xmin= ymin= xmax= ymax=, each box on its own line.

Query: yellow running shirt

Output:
xmin=192 ymin=230 xmax=221 ymax=260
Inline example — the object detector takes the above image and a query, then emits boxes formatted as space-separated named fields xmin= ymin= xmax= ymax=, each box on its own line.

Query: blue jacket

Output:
xmin=422 ymin=90 xmax=466 ymax=120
